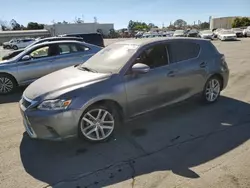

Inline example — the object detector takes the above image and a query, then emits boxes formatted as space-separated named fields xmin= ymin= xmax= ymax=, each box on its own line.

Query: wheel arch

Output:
xmin=0 ymin=72 xmax=18 ymax=86
xmin=208 ymin=73 xmax=224 ymax=90
xmin=81 ymin=99 xmax=125 ymax=122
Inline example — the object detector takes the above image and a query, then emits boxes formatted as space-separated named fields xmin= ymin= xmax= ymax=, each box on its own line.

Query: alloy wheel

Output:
xmin=80 ymin=108 xmax=115 ymax=141
xmin=0 ymin=77 xmax=14 ymax=94
xmin=205 ymin=79 xmax=220 ymax=102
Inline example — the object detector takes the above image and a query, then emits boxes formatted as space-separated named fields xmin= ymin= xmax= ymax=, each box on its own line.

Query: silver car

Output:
xmin=20 ymin=38 xmax=229 ymax=143
xmin=0 ymin=40 xmax=101 ymax=94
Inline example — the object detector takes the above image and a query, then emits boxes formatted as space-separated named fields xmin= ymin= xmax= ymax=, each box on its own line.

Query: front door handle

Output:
xmin=200 ymin=62 xmax=207 ymax=68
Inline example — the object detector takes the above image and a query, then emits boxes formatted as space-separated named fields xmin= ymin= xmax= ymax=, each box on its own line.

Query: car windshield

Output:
xmin=174 ymin=30 xmax=184 ymax=34
xmin=79 ymin=43 xmax=139 ymax=73
xmin=202 ymin=30 xmax=213 ymax=34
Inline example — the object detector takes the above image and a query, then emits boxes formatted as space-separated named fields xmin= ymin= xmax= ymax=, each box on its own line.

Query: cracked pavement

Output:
xmin=1 ymin=38 xmax=250 ymax=188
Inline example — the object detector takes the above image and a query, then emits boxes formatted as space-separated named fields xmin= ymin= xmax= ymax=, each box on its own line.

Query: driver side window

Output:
xmin=30 ymin=46 xmax=49 ymax=58
xmin=135 ymin=44 xmax=169 ymax=69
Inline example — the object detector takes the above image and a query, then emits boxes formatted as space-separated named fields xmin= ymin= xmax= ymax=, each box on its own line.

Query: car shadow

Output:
xmin=0 ymin=86 xmax=26 ymax=104
xmin=19 ymin=96 xmax=250 ymax=187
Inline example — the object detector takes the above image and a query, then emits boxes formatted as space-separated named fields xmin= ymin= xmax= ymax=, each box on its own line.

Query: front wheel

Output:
xmin=79 ymin=104 xmax=118 ymax=143
xmin=202 ymin=77 xmax=222 ymax=103
xmin=0 ymin=74 xmax=17 ymax=95
xmin=13 ymin=45 xmax=18 ymax=50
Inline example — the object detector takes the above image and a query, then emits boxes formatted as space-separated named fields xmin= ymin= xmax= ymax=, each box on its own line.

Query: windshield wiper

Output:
xmin=78 ymin=66 xmax=97 ymax=73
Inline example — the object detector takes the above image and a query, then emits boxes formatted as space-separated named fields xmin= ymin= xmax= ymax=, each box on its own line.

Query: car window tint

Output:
xmin=76 ymin=44 xmax=90 ymax=52
xmin=30 ymin=46 xmax=49 ymax=58
xmin=58 ymin=44 xmax=71 ymax=54
xmin=135 ymin=44 xmax=168 ymax=69
xmin=167 ymin=42 xmax=200 ymax=63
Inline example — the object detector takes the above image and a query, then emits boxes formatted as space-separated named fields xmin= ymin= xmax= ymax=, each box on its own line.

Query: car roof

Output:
xmin=38 ymin=36 xmax=83 ymax=41
xmin=115 ymin=37 xmax=209 ymax=47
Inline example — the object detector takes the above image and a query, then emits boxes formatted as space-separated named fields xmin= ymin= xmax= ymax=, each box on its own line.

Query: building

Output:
xmin=44 ymin=23 xmax=114 ymax=36
xmin=0 ymin=29 xmax=50 ymax=44
xmin=210 ymin=16 xmax=250 ymax=30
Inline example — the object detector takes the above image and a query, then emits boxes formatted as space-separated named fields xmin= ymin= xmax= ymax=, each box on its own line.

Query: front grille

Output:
xmin=22 ymin=97 xmax=31 ymax=108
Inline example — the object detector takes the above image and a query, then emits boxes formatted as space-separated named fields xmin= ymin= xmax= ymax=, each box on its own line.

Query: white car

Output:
xmin=11 ymin=38 xmax=35 ymax=50
xmin=213 ymin=28 xmax=223 ymax=38
xmin=199 ymin=30 xmax=214 ymax=39
xmin=231 ymin=28 xmax=243 ymax=37
xmin=243 ymin=26 xmax=250 ymax=37
xmin=173 ymin=30 xmax=185 ymax=37
xmin=218 ymin=30 xmax=237 ymax=41
xmin=2 ymin=39 xmax=18 ymax=49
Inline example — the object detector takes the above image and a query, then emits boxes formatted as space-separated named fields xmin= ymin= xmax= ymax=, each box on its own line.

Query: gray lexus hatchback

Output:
xmin=20 ymin=38 xmax=229 ymax=143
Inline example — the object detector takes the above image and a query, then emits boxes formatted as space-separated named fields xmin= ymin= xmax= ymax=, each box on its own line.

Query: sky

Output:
xmin=0 ymin=0 xmax=250 ymax=29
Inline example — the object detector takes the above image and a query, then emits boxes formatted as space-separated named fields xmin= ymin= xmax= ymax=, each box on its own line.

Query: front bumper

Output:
xmin=19 ymin=98 xmax=82 ymax=141
xmin=221 ymin=37 xmax=237 ymax=41
xmin=202 ymin=35 xmax=213 ymax=39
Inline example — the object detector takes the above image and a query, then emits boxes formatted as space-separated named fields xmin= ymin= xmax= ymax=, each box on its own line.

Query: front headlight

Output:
xmin=37 ymin=99 xmax=72 ymax=110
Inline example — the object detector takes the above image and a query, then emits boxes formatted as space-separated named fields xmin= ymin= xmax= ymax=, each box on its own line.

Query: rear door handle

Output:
xmin=200 ymin=62 xmax=207 ymax=68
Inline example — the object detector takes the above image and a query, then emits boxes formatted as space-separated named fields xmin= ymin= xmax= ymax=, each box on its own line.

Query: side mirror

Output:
xmin=132 ymin=63 xmax=150 ymax=74
xmin=21 ymin=55 xmax=31 ymax=61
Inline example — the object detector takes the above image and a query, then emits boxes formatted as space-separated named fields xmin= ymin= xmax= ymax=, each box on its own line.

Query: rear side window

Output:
xmin=204 ymin=42 xmax=219 ymax=55
xmin=58 ymin=43 xmax=90 ymax=55
xmin=167 ymin=42 xmax=200 ymax=63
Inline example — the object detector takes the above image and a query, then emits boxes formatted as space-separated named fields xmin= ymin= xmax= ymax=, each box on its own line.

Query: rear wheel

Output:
xmin=13 ymin=45 xmax=18 ymax=50
xmin=0 ymin=74 xmax=17 ymax=95
xmin=202 ymin=76 xmax=222 ymax=103
xmin=79 ymin=104 xmax=119 ymax=143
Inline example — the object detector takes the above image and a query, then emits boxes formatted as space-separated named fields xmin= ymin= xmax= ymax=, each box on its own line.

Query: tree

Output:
xmin=27 ymin=22 xmax=44 ymax=30
xmin=10 ymin=19 xmax=21 ymax=30
xmin=74 ymin=17 xmax=84 ymax=24
xmin=232 ymin=17 xmax=242 ymax=28
xmin=232 ymin=17 xmax=250 ymax=28
xmin=148 ymin=23 xmax=158 ymax=28
xmin=173 ymin=19 xmax=187 ymax=28
xmin=127 ymin=20 xmax=154 ymax=31
xmin=199 ymin=22 xmax=209 ymax=29
xmin=0 ymin=19 xmax=10 ymax=30
xmin=241 ymin=17 xmax=250 ymax=27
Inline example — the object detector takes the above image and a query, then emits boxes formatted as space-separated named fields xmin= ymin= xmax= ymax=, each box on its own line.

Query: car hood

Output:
xmin=221 ymin=34 xmax=236 ymax=37
xmin=23 ymin=66 xmax=111 ymax=101
xmin=0 ymin=59 xmax=14 ymax=65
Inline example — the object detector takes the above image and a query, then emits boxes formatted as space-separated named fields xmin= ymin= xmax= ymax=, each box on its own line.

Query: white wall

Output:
xmin=45 ymin=23 xmax=114 ymax=36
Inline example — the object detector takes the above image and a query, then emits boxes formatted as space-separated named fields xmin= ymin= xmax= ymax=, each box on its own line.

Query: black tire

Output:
xmin=201 ymin=76 xmax=222 ymax=104
xmin=0 ymin=74 xmax=17 ymax=95
xmin=13 ymin=45 xmax=18 ymax=50
xmin=78 ymin=103 xmax=120 ymax=143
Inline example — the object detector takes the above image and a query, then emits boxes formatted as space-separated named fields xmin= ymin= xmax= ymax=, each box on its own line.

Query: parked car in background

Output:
xmin=185 ymin=29 xmax=199 ymax=37
xmin=199 ymin=30 xmax=214 ymax=40
xmin=243 ymin=26 xmax=250 ymax=37
xmin=173 ymin=30 xmax=185 ymax=37
xmin=213 ymin=28 xmax=223 ymax=38
xmin=11 ymin=38 xmax=35 ymax=50
xmin=3 ymin=39 xmax=18 ymax=49
xmin=218 ymin=30 xmax=237 ymax=41
xmin=2 ymin=37 xmax=86 ymax=60
xmin=231 ymin=28 xmax=243 ymax=37
xmin=135 ymin=32 xmax=144 ymax=38
xmin=59 ymin=33 xmax=104 ymax=47
xmin=19 ymin=38 xmax=229 ymax=142
xmin=0 ymin=40 xmax=101 ymax=94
